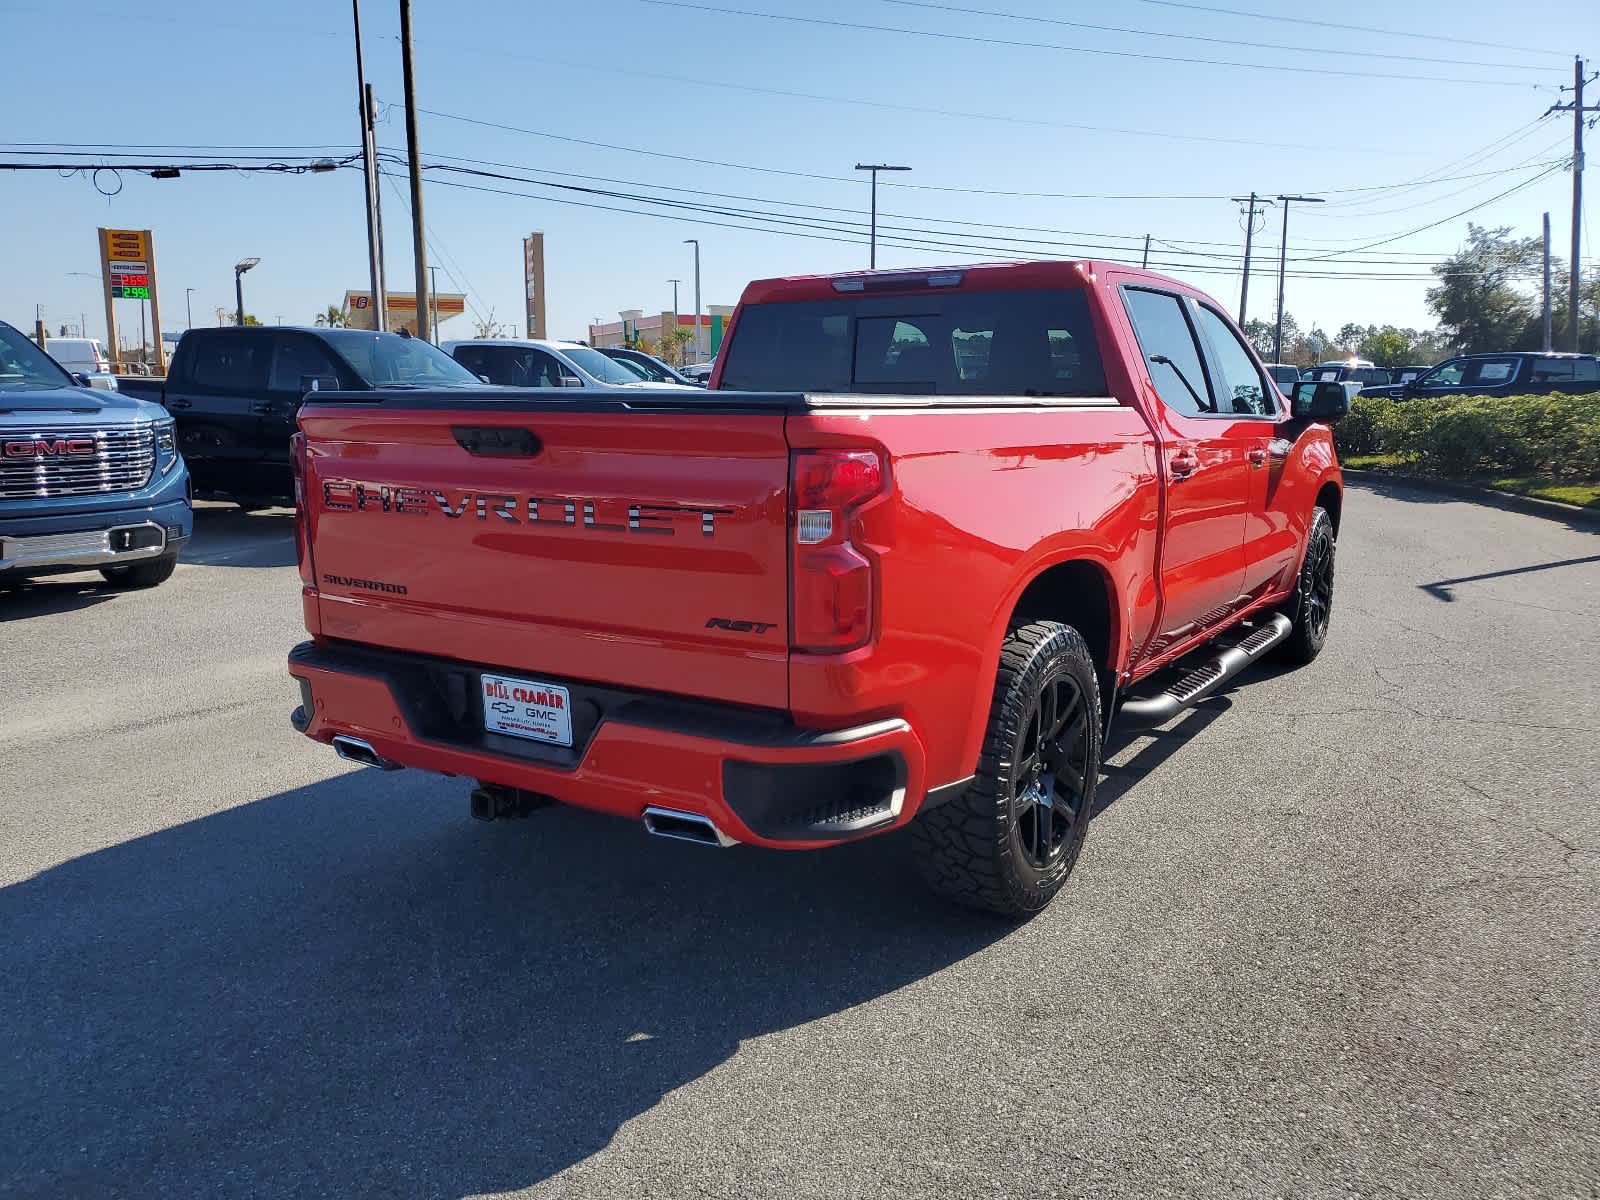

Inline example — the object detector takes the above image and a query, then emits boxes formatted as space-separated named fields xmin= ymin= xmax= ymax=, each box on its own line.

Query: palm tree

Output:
xmin=314 ymin=305 xmax=348 ymax=328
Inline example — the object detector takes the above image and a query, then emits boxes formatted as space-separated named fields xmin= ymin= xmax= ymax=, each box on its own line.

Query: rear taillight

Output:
xmin=291 ymin=431 xmax=313 ymax=585
xmin=789 ymin=449 xmax=885 ymax=652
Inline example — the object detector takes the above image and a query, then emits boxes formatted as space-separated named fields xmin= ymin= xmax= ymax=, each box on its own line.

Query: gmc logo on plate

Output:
xmin=2 ymin=437 xmax=97 ymax=459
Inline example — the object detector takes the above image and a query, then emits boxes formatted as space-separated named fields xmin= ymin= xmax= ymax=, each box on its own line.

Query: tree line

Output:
xmin=1243 ymin=223 xmax=1600 ymax=366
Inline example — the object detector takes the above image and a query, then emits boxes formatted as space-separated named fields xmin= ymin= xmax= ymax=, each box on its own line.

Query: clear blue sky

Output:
xmin=2 ymin=0 xmax=1591 ymax=350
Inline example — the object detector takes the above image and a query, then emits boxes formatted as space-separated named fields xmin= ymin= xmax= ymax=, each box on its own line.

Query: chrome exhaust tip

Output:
xmin=331 ymin=735 xmax=401 ymax=771
xmin=642 ymin=806 xmax=736 ymax=848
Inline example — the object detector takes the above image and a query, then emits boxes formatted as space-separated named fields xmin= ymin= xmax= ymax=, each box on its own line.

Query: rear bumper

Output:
xmin=287 ymin=639 xmax=942 ymax=848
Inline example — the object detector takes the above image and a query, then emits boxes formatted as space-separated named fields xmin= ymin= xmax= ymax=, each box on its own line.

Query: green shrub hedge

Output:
xmin=1333 ymin=391 xmax=1600 ymax=481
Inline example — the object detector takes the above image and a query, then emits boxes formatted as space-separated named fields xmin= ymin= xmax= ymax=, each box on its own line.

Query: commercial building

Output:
xmin=588 ymin=305 xmax=735 ymax=362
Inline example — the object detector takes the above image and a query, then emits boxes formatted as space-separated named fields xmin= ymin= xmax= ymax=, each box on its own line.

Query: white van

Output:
xmin=39 ymin=337 xmax=118 ymax=390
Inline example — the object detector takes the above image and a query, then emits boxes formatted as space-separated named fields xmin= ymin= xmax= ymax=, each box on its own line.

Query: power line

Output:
xmin=379 ymin=160 xmax=1547 ymax=282
xmin=1302 ymin=165 xmax=1569 ymax=258
xmin=413 ymin=107 xmax=1560 ymax=204
xmin=416 ymin=43 xmax=1374 ymax=156
xmin=637 ymin=0 xmax=1555 ymax=88
xmin=879 ymin=0 xmax=1548 ymax=72
xmin=1115 ymin=0 xmax=1567 ymax=56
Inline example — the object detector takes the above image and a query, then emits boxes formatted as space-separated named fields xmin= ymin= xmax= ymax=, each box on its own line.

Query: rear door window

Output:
xmin=1122 ymin=288 xmax=1214 ymax=417
xmin=1529 ymin=358 xmax=1575 ymax=382
xmin=1465 ymin=358 xmax=1517 ymax=386
xmin=718 ymin=288 xmax=1105 ymax=396
xmin=269 ymin=335 xmax=343 ymax=392
xmin=188 ymin=334 xmax=266 ymax=392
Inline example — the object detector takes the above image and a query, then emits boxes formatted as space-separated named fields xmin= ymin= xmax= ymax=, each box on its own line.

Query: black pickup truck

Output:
xmin=118 ymin=327 xmax=482 ymax=505
xmin=1359 ymin=352 xmax=1600 ymax=401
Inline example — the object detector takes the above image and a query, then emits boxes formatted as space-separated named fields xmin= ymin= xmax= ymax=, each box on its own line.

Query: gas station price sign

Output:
xmin=109 ymin=261 xmax=150 ymax=299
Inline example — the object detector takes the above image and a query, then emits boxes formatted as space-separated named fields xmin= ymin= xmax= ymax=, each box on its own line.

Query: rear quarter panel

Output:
xmin=787 ymin=405 xmax=1160 ymax=789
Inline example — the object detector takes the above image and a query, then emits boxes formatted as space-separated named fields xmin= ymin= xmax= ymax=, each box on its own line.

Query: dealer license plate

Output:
xmin=481 ymin=672 xmax=573 ymax=747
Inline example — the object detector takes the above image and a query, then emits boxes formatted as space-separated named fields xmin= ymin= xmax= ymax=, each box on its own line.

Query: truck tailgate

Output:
xmin=300 ymin=403 xmax=790 ymax=708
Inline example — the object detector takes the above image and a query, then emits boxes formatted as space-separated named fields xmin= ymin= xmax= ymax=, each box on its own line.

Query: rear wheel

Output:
xmin=100 ymin=548 xmax=178 ymax=589
xmin=912 ymin=620 xmax=1101 ymax=917
xmin=1277 ymin=506 xmax=1336 ymax=665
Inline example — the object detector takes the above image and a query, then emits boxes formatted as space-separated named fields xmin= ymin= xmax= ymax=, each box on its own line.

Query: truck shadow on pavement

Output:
xmin=0 ymin=771 xmax=1007 ymax=1199
xmin=179 ymin=503 xmax=296 ymax=569
xmin=0 ymin=580 xmax=122 ymax=620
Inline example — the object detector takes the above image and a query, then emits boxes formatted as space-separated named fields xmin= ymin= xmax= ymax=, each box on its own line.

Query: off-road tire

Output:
xmin=100 ymin=548 xmax=178 ymax=589
xmin=912 ymin=620 xmax=1102 ymax=917
xmin=1277 ymin=506 xmax=1336 ymax=665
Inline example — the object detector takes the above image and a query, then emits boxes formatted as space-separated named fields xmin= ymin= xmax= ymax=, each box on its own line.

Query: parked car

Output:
xmin=1263 ymin=362 xmax=1300 ymax=392
xmin=679 ymin=358 xmax=716 ymax=383
xmin=1361 ymin=352 xmax=1600 ymax=400
xmin=444 ymin=339 xmax=696 ymax=391
xmin=596 ymin=346 xmax=702 ymax=387
xmin=1304 ymin=359 xmax=1393 ymax=392
xmin=286 ymin=260 xmax=1349 ymax=916
xmin=0 ymin=319 xmax=190 ymax=589
xmin=34 ymin=336 xmax=118 ymax=391
xmin=117 ymin=327 xmax=484 ymax=507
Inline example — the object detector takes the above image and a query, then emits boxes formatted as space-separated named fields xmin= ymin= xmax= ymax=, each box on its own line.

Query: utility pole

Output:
xmin=1542 ymin=211 xmax=1554 ymax=352
xmin=684 ymin=239 xmax=702 ymax=361
xmin=1141 ymin=234 xmax=1151 ymax=268
xmin=352 ymin=0 xmax=387 ymax=332
xmin=855 ymin=163 xmax=912 ymax=268
xmin=1549 ymin=56 xmax=1597 ymax=352
xmin=1273 ymin=194 xmax=1325 ymax=366
xmin=185 ymin=287 xmax=195 ymax=330
xmin=429 ymin=264 xmax=440 ymax=335
xmin=399 ymin=0 xmax=430 ymax=341
xmin=1231 ymin=192 xmax=1271 ymax=327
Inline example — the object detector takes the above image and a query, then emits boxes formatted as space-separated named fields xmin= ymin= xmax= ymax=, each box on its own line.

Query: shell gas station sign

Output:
xmin=344 ymin=290 xmax=465 ymax=334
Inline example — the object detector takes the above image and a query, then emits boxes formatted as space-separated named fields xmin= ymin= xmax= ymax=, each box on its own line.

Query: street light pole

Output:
xmin=428 ymin=264 xmax=440 ymax=336
xmin=185 ymin=287 xmax=195 ymax=330
xmin=1272 ymin=195 xmax=1324 ymax=366
xmin=683 ymin=240 xmax=702 ymax=361
xmin=234 ymin=257 xmax=260 ymax=327
xmin=855 ymin=163 xmax=912 ymax=268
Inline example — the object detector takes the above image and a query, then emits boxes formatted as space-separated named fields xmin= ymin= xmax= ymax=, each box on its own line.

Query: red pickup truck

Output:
xmin=287 ymin=261 xmax=1349 ymax=916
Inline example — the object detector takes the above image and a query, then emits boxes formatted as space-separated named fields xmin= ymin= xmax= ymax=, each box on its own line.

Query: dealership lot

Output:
xmin=2 ymin=489 xmax=1596 ymax=1198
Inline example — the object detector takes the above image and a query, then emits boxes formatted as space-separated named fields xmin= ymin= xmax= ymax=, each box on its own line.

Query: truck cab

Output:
xmin=141 ymin=327 xmax=482 ymax=506
xmin=0 ymin=320 xmax=191 ymax=588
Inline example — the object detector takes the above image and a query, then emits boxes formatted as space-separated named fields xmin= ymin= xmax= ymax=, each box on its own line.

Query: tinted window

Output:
xmin=719 ymin=288 xmax=1106 ymax=396
xmin=1193 ymin=305 xmax=1275 ymax=417
xmin=1352 ymin=367 xmax=1391 ymax=387
xmin=188 ymin=334 xmax=265 ymax=391
xmin=462 ymin=347 xmax=564 ymax=388
xmin=269 ymin=336 xmax=342 ymax=392
xmin=1123 ymin=289 xmax=1212 ymax=417
xmin=1529 ymin=358 xmax=1574 ymax=382
xmin=1575 ymin=358 xmax=1600 ymax=382
xmin=1419 ymin=359 xmax=1466 ymax=387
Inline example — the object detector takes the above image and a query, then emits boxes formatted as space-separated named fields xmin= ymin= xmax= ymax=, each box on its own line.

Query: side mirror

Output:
xmin=478 ymin=374 xmax=491 ymax=384
xmin=560 ymin=375 xmax=585 ymax=388
xmin=1291 ymin=380 xmax=1356 ymax=423
xmin=73 ymin=372 xmax=93 ymax=387
xmin=300 ymin=374 xmax=341 ymax=397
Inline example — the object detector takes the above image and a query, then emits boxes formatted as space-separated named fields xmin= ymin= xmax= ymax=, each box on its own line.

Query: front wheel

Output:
xmin=100 ymin=548 xmax=178 ymax=590
xmin=912 ymin=620 xmax=1102 ymax=918
xmin=1277 ymin=506 xmax=1336 ymax=665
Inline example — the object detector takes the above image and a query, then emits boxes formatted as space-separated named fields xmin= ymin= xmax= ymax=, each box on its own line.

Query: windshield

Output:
xmin=609 ymin=351 xmax=672 ymax=382
xmin=718 ymin=288 xmax=1107 ymax=396
xmin=562 ymin=346 xmax=646 ymax=385
xmin=317 ymin=331 xmax=482 ymax=388
xmin=0 ymin=323 xmax=77 ymax=391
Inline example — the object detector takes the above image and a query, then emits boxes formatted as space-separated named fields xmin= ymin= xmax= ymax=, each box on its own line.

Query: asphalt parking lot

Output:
xmin=2 ymin=487 xmax=1596 ymax=1199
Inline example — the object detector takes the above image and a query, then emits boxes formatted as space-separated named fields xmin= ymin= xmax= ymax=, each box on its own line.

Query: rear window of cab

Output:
xmin=719 ymin=288 xmax=1107 ymax=396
